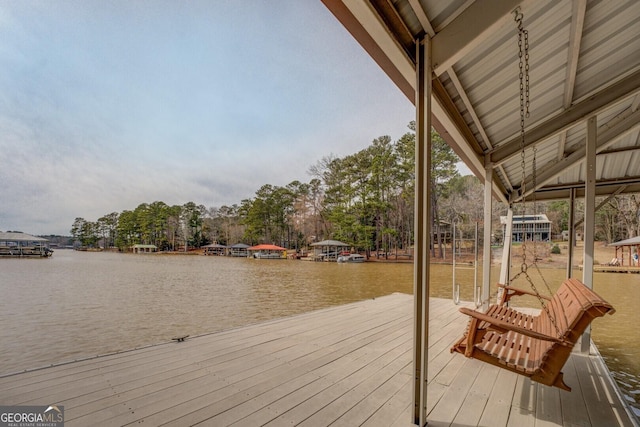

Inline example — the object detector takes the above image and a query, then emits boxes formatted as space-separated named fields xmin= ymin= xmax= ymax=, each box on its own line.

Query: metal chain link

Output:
xmin=516 ymin=9 xmax=528 ymax=270
xmin=512 ymin=9 xmax=561 ymax=338
xmin=524 ymin=28 xmax=530 ymax=117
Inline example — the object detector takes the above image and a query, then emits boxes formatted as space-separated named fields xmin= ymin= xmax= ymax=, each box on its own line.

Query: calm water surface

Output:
xmin=1 ymin=250 xmax=638 ymax=417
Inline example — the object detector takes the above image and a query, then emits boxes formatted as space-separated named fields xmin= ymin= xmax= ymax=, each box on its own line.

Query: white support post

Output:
xmin=412 ymin=35 xmax=431 ymax=427
xmin=474 ymin=221 xmax=480 ymax=306
xmin=482 ymin=165 xmax=493 ymax=311
xmin=567 ymin=188 xmax=576 ymax=279
xmin=453 ymin=221 xmax=458 ymax=303
xmin=581 ymin=116 xmax=597 ymax=353
xmin=497 ymin=208 xmax=513 ymax=303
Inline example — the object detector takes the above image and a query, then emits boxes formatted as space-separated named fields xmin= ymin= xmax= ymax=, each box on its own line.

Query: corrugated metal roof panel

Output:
xmin=0 ymin=232 xmax=47 ymax=242
xmin=574 ymin=0 xmax=640 ymax=101
xmin=424 ymin=0 xmax=471 ymax=32
xmin=325 ymin=0 xmax=640 ymax=201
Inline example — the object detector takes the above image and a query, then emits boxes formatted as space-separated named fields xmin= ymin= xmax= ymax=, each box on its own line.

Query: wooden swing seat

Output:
xmin=450 ymin=278 xmax=614 ymax=391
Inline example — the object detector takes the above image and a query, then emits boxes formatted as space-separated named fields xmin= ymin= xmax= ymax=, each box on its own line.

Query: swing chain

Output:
xmin=513 ymin=9 xmax=562 ymax=338
xmin=515 ymin=9 xmax=530 ymax=120
xmin=516 ymin=8 xmax=529 ymax=266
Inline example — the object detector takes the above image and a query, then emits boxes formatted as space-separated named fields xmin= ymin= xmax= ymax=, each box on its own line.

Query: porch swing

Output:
xmin=450 ymin=9 xmax=615 ymax=391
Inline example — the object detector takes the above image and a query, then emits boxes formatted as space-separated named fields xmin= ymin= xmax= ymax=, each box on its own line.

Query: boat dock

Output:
xmin=593 ymin=265 xmax=640 ymax=274
xmin=0 ymin=293 xmax=635 ymax=426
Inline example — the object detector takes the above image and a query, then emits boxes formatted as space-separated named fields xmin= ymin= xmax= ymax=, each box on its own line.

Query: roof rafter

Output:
xmin=531 ymin=178 xmax=640 ymax=202
xmin=514 ymin=106 xmax=640 ymax=202
xmin=406 ymin=0 xmax=435 ymax=37
xmin=431 ymin=0 xmax=523 ymax=76
xmin=488 ymin=67 xmax=640 ymax=166
xmin=323 ymin=0 xmax=510 ymax=201
xmin=557 ymin=0 xmax=587 ymax=161
xmin=368 ymin=0 xmax=416 ymax=60
xmin=563 ymin=0 xmax=587 ymax=109
xmin=446 ymin=69 xmax=513 ymax=191
xmin=431 ymin=79 xmax=509 ymax=202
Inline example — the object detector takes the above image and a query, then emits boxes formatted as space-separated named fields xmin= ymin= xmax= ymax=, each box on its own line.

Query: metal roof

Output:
xmin=0 ymin=231 xmax=48 ymax=242
xmin=310 ymin=239 xmax=350 ymax=247
xmin=609 ymin=235 xmax=640 ymax=247
xmin=322 ymin=0 xmax=640 ymax=204
xmin=230 ymin=243 xmax=250 ymax=249
xmin=499 ymin=214 xmax=550 ymax=224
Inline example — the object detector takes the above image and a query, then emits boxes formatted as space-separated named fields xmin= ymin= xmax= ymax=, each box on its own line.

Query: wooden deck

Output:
xmin=0 ymin=294 xmax=636 ymax=426
xmin=593 ymin=265 xmax=640 ymax=273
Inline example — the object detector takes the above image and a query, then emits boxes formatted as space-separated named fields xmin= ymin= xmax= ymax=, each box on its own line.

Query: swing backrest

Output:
xmin=538 ymin=278 xmax=613 ymax=340
xmin=533 ymin=278 xmax=614 ymax=377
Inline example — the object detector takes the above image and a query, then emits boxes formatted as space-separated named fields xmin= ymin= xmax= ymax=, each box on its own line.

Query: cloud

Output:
xmin=0 ymin=1 xmax=415 ymax=236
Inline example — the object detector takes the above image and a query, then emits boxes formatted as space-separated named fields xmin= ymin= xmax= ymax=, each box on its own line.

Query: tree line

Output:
xmin=70 ymin=123 xmax=640 ymax=254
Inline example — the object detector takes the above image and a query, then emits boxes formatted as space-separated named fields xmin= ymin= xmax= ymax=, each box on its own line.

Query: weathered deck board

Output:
xmin=0 ymin=293 xmax=636 ymax=427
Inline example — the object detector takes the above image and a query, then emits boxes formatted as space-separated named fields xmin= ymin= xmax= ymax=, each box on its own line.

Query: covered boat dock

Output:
xmin=229 ymin=243 xmax=250 ymax=257
xmin=203 ymin=243 xmax=228 ymax=256
xmin=0 ymin=231 xmax=53 ymax=257
xmin=322 ymin=0 xmax=640 ymax=424
xmin=247 ymin=244 xmax=287 ymax=259
xmin=608 ymin=236 xmax=640 ymax=267
xmin=310 ymin=239 xmax=350 ymax=261
xmin=131 ymin=244 xmax=157 ymax=254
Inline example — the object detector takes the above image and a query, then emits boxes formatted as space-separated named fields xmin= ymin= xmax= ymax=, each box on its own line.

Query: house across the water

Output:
xmin=500 ymin=214 xmax=552 ymax=242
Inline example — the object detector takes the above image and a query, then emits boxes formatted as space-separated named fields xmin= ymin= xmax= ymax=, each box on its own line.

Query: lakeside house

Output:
xmin=500 ymin=214 xmax=552 ymax=242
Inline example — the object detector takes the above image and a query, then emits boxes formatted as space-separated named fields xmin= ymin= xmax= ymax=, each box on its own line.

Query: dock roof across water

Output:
xmin=610 ymin=236 xmax=640 ymax=247
xmin=310 ymin=239 xmax=349 ymax=247
xmin=0 ymin=231 xmax=47 ymax=242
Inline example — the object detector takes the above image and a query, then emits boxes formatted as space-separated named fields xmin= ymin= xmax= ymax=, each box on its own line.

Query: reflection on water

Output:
xmin=0 ymin=251 xmax=637 ymax=417
xmin=0 ymin=251 xmax=412 ymax=374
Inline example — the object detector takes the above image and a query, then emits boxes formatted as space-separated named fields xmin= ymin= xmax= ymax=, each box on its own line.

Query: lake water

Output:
xmin=1 ymin=250 xmax=638 ymax=418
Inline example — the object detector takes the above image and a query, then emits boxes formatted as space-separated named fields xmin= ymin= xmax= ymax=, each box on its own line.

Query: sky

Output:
xmin=0 ymin=1 xmax=422 ymax=236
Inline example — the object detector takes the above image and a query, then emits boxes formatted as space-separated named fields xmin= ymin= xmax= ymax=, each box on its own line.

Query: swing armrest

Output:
xmin=497 ymin=283 xmax=552 ymax=304
xmin=459 ymin=307 xmax=564 ymax=344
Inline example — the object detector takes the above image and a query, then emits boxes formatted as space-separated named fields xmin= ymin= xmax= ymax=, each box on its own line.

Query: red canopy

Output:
xmin=247 ymin=244 xmax=286 ymax=251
